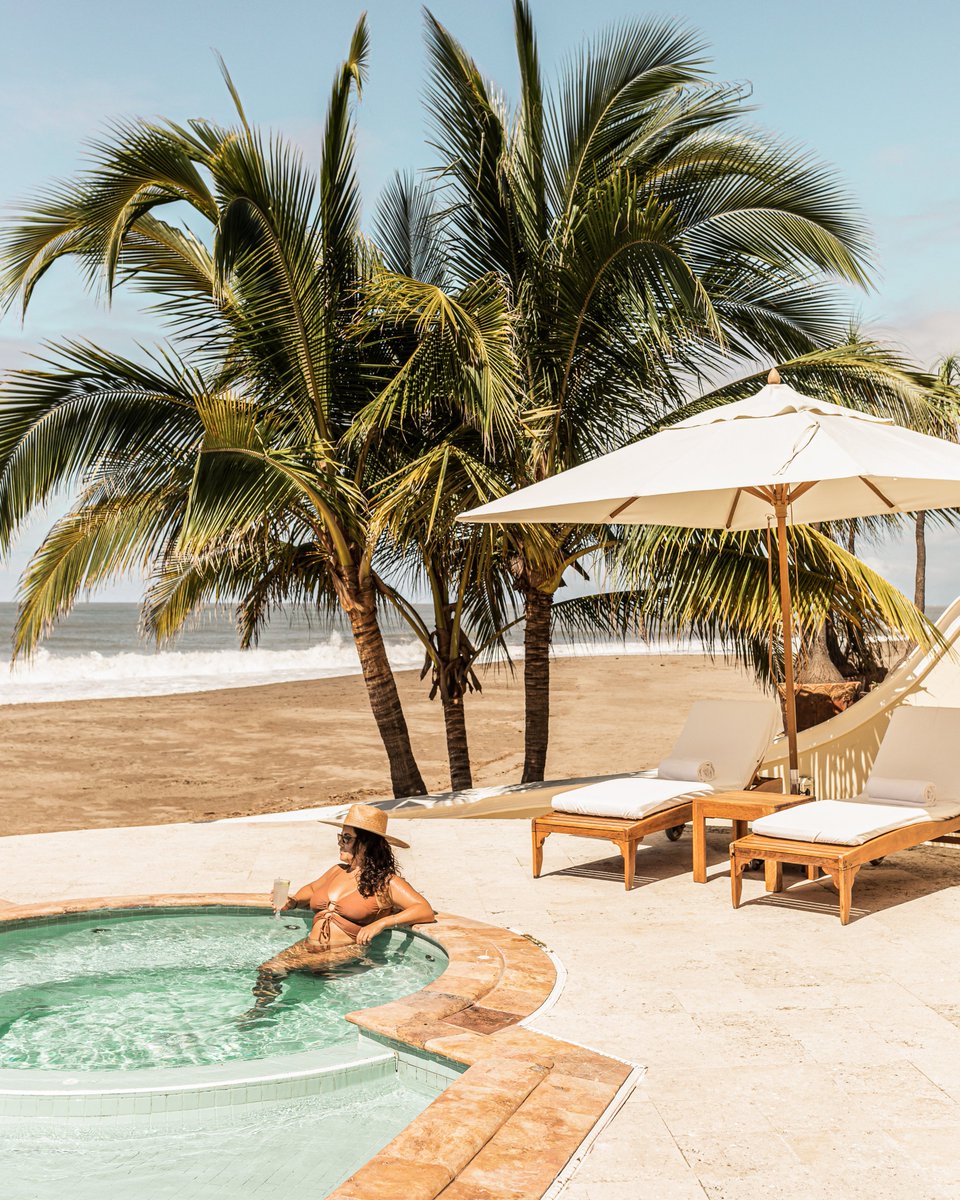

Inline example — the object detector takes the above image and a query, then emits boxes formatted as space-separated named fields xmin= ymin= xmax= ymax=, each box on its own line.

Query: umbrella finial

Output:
xmin=767 ymin=367 xmax=782 ymax=385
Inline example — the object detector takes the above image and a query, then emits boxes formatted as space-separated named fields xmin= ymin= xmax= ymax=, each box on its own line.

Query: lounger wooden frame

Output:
xmin=532 ymin=803 xmax=693 ymax=890
xmin=730 ymin=815 xmax=960 ymax=924
xmin=532 ymin=776 xmax=780 ymax=889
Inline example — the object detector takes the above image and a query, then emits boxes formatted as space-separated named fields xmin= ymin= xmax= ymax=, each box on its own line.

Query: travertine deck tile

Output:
xmin=368 ymin=1061 xmax=548 ymax=1178
xmin=5 ymin=816 xmax=960 ymax=1198
xmin=330 ymin=1158 xmax=453 ymax=1200
xmin=442 ymin=1004 xmax=521 ymax=1034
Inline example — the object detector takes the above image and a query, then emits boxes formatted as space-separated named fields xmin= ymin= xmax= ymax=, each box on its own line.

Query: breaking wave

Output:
xmin=0 ymin=632 xmax=716 ymax=705
xmin=0 ymin=633 xmax=425 ymax=705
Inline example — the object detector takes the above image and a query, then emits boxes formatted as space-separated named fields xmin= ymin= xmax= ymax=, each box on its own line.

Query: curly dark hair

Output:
xmin=350 ymin=827 xmax=398 ymax=902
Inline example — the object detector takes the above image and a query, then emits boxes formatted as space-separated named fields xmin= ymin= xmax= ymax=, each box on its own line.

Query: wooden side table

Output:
xmin=692 ymin=790 xmax=809 ymax=883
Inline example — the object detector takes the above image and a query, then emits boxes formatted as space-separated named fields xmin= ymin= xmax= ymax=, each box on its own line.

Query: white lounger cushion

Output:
xmin=752 ymin=800 xmax=929 ymax=845
xmin=752 ymin=796 xmax=960 ymax=846
xmin=552 ymin=775 xmax=709 ymax=820
xmin=660 ymin=699 xmax=778 ymax=792
xmin=752 ymin=705 xmax=960 ymax=845
xmin=552 ymin=698 xmax=778 ymax=819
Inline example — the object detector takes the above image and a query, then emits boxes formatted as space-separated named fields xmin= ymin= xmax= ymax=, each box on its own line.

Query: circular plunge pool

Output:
xmin=0 ymin=906 xmax=446 ymax=1075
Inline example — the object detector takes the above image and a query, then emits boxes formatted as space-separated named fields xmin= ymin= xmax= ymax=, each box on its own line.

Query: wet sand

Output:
xmin=1 ymin=654 xmax=765 ymax=836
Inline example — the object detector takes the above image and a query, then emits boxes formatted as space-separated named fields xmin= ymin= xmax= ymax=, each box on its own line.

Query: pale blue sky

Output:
xmin=1 ymin=0 xmax=958 ymax=603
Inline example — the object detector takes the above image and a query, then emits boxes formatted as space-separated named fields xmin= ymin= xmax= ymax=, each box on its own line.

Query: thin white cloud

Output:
xmin=867 ymin=309 xmax=960 ymax=369
xmin=883 ymin=200 xmax=960 ymax=253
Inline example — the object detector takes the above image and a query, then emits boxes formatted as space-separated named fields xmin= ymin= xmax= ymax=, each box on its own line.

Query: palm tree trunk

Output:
xmin=796 ymin=621 xmax=844 ymax=683
xmin=915 ymin=512 xmax=926 ymax=613
xmin=433 ymin=618 xmax=473 ymax=791
xmin=441 ymin=695 xmax=473 ymax=791
xmin=521 ymin=587 xmax=552 ymax=783
xmin=346 ymin=579 xmax=426 ymax=798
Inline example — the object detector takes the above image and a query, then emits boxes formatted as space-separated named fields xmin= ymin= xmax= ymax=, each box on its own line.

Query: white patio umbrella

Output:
xmin=459 ymin=371 xmax=960 ymax=789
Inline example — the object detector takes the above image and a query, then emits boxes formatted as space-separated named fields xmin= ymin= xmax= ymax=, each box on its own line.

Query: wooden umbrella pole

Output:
xmin=774 ymin=496 xmax=800 ymax=791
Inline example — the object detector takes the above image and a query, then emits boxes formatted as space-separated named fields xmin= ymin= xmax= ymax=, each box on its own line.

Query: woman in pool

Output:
xmin=256 ymin=804 xmax=434 ymax=990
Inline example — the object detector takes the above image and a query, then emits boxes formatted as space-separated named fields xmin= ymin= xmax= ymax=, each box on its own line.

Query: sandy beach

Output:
xmin=1 ymin=654 xmax=764 ymax=836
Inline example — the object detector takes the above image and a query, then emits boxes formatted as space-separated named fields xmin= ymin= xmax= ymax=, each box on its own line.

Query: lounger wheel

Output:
xmin=665 ymin=824 xmax=685 ymax=842
xmin=870 ymin=857 xmax=885 ymax=867
xmin=747 ymin=858 xmax=763 ymax=871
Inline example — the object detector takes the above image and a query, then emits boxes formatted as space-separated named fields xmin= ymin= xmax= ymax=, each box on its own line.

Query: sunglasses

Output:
xmin=337 ymin=832 xmax=357 ymax=847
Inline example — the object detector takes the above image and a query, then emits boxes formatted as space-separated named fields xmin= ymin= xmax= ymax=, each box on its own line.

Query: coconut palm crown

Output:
xmin=423 ymin=0 xmax=881 ymax=780
xmin=0 ymin=19 xmax=518 ymax=798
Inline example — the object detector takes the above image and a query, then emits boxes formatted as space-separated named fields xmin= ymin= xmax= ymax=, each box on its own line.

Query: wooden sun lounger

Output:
xmin=730 ymin=814 xmax=960 ymax=924
xmin=532 ymin=804 xmax=692 ymax=891
xmin=533 ymin=775 xmax=780 ymax=889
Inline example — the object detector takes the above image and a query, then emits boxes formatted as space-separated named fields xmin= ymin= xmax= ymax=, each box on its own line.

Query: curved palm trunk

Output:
xmin=521 ymin=587 xmax=553 ymax=783
xmin=346 ymin=578 xmax=426 ymax=798
xmin=797 ymin=621 xmax=844 ymax=684
xmin=434 ymin=622 xmax=473 ymax=791
xmin=915 ymin=511 xmax=927 ymax=612
xmin=441 ymin=695 xmax=473 ymax=791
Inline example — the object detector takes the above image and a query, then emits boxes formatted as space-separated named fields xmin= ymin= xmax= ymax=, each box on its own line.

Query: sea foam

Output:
xmin=0 ymin=632 xmax=713 ymax=705
xmin=0 ymin=633 xmax=426 ymax=705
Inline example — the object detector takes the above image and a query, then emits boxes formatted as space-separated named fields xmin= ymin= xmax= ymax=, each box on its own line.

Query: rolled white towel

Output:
xmin=864 ymin=776 xmax=937 ymax=806
xmin=658 ymin=756 xmax=716 ymax=784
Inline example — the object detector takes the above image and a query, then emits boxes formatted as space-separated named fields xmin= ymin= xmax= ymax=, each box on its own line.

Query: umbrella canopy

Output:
xmin=461 ymin=378 xmax=960 ymax=530
xmin=460 ymin=373 xmax=960 ymax=788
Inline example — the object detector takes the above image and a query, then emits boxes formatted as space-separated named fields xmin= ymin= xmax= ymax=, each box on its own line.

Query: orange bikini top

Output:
xmin=309 ymin=867 xmax=391 ymax=940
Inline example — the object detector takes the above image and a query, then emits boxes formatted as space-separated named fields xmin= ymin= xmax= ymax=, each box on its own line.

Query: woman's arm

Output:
xmin=354 ymin=876 xmax=436 ymax=945
xmin=280 ymin=868 xmax=333 ymax=910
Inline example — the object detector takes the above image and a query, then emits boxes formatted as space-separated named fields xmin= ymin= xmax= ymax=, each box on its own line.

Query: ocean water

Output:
xmin=0 ymin=601 xmax=717 ymax=705
xmin=0 ymin=600 xmax=943 ymax=707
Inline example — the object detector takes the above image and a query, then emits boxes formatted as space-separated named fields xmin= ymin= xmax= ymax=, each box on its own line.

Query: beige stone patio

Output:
xmin=2 ymin=815 xmax=959 ymax=1199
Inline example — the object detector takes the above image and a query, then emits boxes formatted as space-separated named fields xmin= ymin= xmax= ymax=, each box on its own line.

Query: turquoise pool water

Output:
xmin=0 ymin=1068 xmax=440 ymax=1199
xmin=0 ymin=907 xmax=458 ymax=1198
xmin=0 ymin=908 xmax=446 ymax=1072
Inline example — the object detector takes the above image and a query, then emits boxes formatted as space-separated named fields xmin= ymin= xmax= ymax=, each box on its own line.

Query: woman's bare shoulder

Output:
xmin=307 ymin=863 xmax=347 ymax=889
xmin=387 ymin=873 xmax=424 ymax=900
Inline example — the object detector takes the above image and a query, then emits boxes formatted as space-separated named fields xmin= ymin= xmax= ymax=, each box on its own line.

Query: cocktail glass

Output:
xmin=271 ymin=878 xmax=290 ymax=917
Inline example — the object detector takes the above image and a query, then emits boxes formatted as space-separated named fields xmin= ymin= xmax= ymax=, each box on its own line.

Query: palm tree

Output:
xmin=372 ymin=454 xmax=518 ymax=791
xmin=0 ymin=21 xmax=516 ymax=799
xmin=422 ymin=1 xmax=875 ymax=781
xmin=352 ymin=172 xmax=522 ymax=790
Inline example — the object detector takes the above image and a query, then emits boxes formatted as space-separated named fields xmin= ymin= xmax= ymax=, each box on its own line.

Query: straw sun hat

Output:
xmin=319 ymin=802 xmax=410 ymax=849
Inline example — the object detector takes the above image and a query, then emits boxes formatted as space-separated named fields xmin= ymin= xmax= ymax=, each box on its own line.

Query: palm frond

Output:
xmin=0 ymin=341 xmax=202 ymax=551
xmin=423 ymin=9 xmax=524 ymax=283
xmin=547 ymin=16 xmax=708 ymax=215
xmin=373 ymin=171 xmax=448 ymax=287
xmin=512 ymin=0 xmax=547 ymax=247
xmin=351 ymin=267 xmax=519 ymax=450
xmin=319 ymin=14 xmax=368 ymax=279
xmin=613 ymin=523 xmax=940 ymax=686
xmin=13 ymin=484 xmax=186 ymax=658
